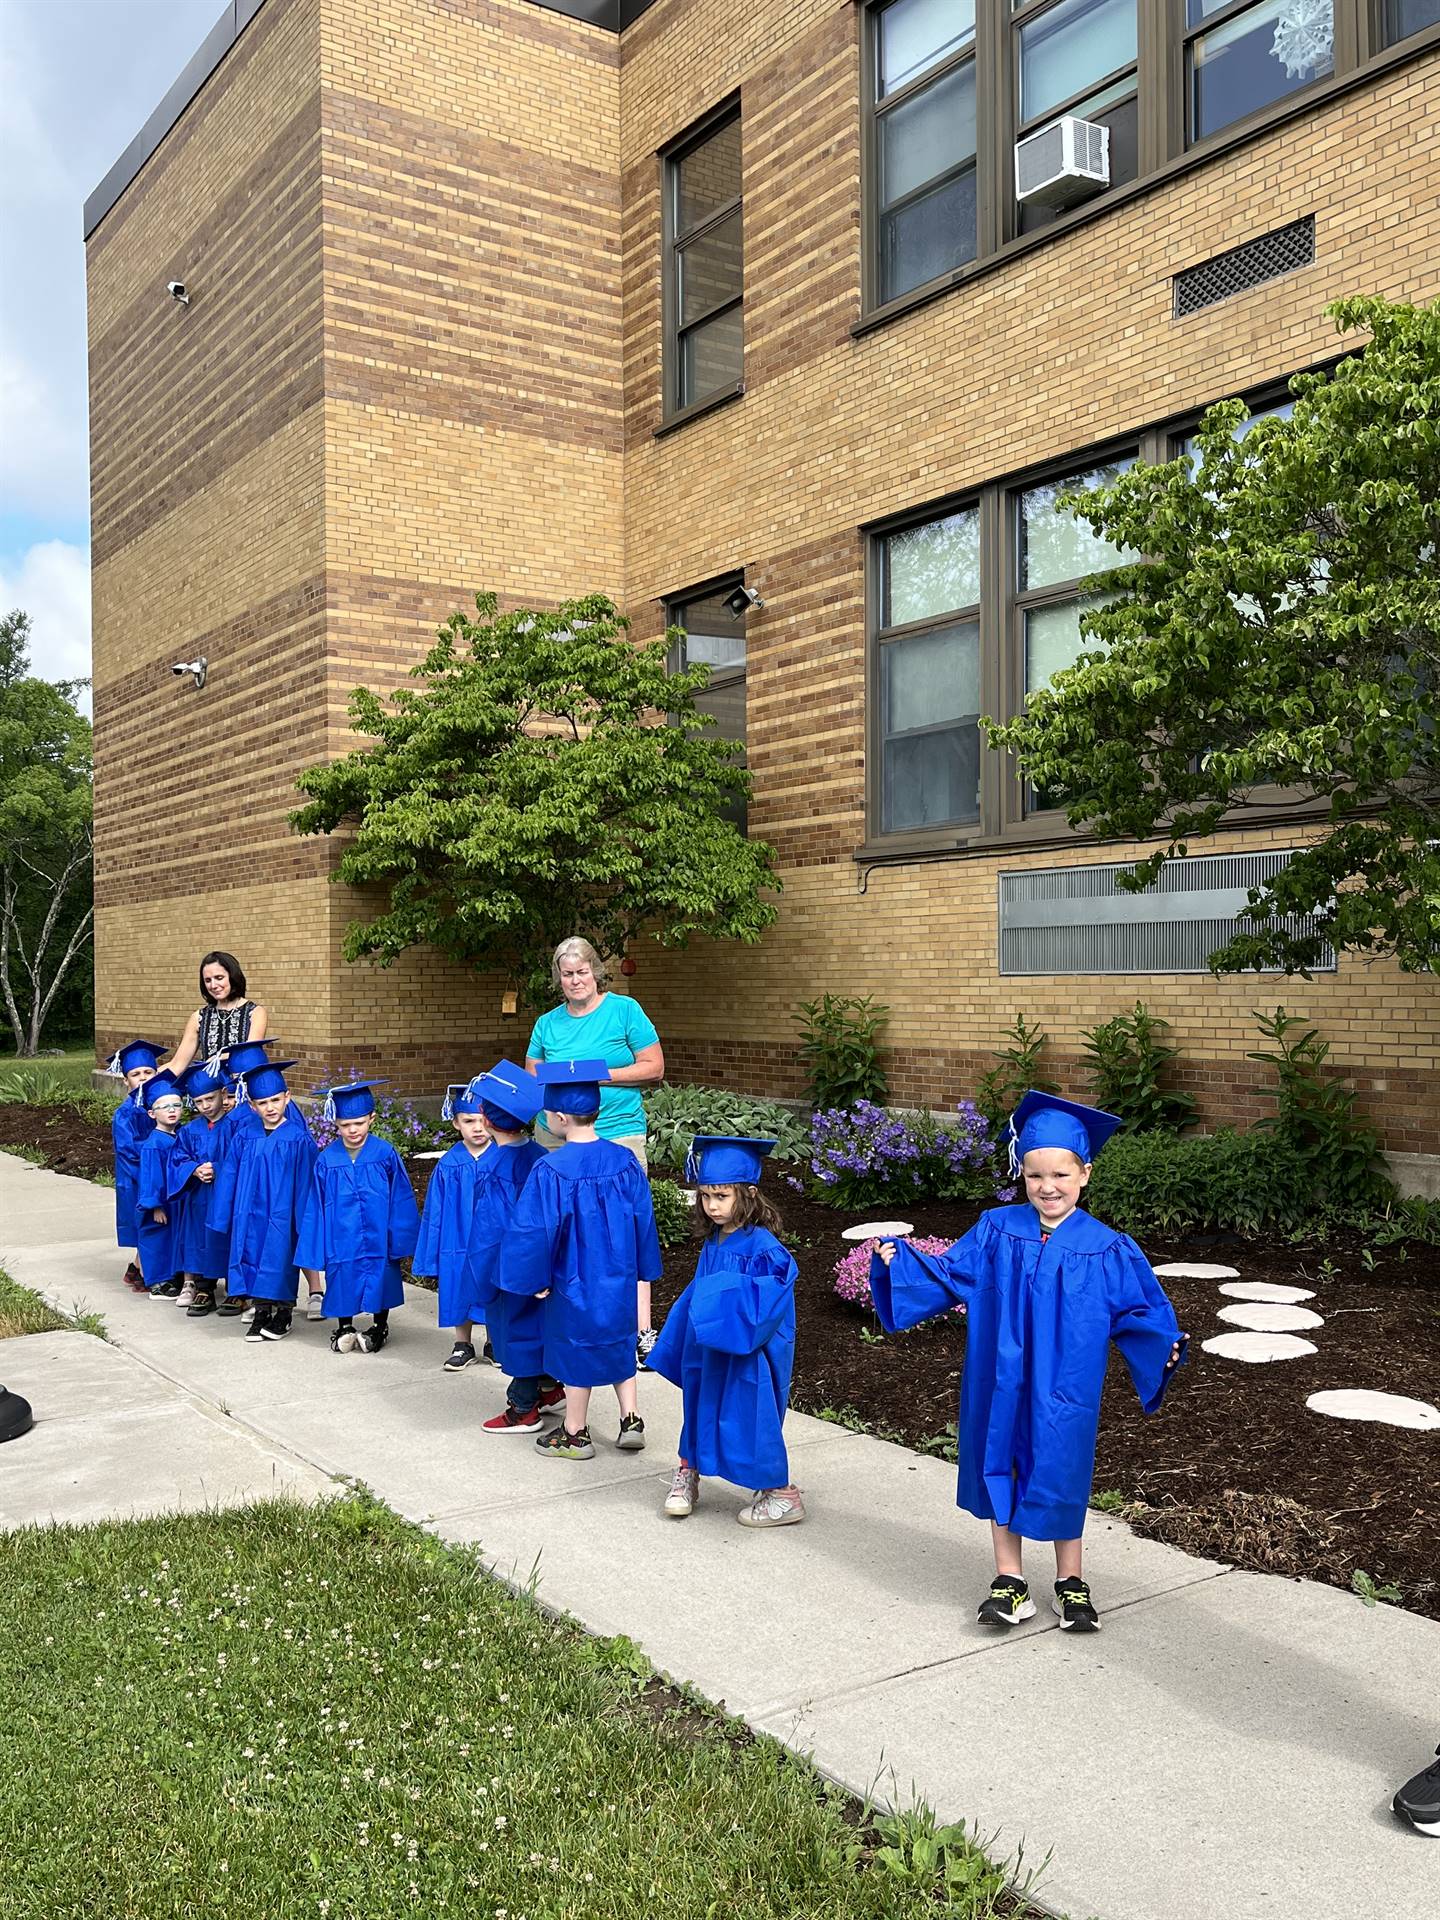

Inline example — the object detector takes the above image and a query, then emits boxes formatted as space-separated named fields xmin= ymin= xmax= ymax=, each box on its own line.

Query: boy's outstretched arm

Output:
xmin=1107 ymin=1238 xmax=1188 ymax=1413
xmin=869 ymin=1220 xmax=989 ymax=1333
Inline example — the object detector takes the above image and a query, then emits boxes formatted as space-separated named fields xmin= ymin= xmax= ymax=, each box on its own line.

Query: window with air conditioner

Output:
xmin=1012 ymin=0 xmax=1137 ymax=230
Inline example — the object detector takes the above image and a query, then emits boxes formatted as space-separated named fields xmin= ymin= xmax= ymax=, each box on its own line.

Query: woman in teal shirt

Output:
xmin=526 ymin=935 xmax=666 ymax=1362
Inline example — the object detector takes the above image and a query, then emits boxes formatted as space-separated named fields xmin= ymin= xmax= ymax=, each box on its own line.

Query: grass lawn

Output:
xmin=0 ymin=1264 xmax=70 ymax=1341
xmin=0 ymin=1494 xmax=1029 ymax=1920
xmin=0 ymin=1045 xmax=103 ymax=1099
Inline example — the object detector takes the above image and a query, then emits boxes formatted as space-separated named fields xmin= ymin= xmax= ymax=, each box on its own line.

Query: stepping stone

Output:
xmin=1219 ymin=1281 xmax=1316 ymax=1304
xmin=1306 ymin=1389 xmax=1440 ymax=1432
xmin=1153 ymin=1262 xmax=1240 ymax=1279
xmin=840 ymin=1220 xmax=915 ymax=1242
xmin=1202 ymin=1331 xmax=1318 ymax=1363
xmin=1217 ymin=1302 xmax=1324 ymax=1332
xmin=411 ymin=1151 xmax=446 ymax=1162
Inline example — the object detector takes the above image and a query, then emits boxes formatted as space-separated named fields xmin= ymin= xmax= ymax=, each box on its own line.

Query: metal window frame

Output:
xmin=660 ymin=97 xmax=743 ymax=423
xmin=667 ymin=573 xmax=749 ymax=831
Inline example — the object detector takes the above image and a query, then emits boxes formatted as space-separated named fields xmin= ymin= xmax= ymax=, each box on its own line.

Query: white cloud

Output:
xmin=0 ymin=539 xmax=92 ymax=708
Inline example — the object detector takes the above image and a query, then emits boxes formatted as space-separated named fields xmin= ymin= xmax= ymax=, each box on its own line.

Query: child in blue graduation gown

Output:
xmin=209 ymin=1058 xmax=318 ymax=1343
xmin=107 ymin=1040 xmax=163 ymax=1289
xmin=412 ymin=1080 xmax=500 ymax=1371
xmin=873 ymin=1091 xmax=1187 ymax=1634
xmin=646 ymin=1136 xmax=805 ymax=1529
xmin=134 ymin=1071 xmax=200 ymax=1297
xmin=497 ymin=1060 xmax=662 ymax=1461
xmin=176 ymin=1060 xmax=238 ymax=1317
xmin=295 ymin=1079 xmax=420 ymax=1354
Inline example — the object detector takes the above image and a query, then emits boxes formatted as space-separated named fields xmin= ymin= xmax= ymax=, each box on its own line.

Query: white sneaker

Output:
xmin=240 ymin=1305 xmax=256 ymax=1323
xmin=175 ymin=1282 xmax=197 ymax=1309
xmin=306 ymin=1291 xmax=325 ymax=1322
xmin=737 ymin=1488 xmax=806 ymax=1529
xmin=663 ymin=1466 xmax=699 ymax=1519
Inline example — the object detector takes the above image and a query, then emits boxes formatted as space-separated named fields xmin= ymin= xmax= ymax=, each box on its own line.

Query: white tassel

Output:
xmin=322 ymin=1090 xmax=338 ymax=1122
xmin=684 ymin=1145 xmax=700 ymax=1185
xmin=1006 ymin=1121 xmax=1022 ymax=1181
xmin=106 ymin=1049 xmax=123 ymax=1076
xmin=203 ymin=1050 xmax=226 ymax=1079
xmin=233 ymin=1078 xmax=251 ymax=1106
xmin=441 ymin=1089 xmax=456 ymax=1122
xmin=130 ymin=1083 xmax=144 ymax=1107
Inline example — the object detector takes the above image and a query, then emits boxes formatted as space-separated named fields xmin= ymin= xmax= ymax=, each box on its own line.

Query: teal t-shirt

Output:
xmin=527 ymin=994 xmax=660 ymax=1140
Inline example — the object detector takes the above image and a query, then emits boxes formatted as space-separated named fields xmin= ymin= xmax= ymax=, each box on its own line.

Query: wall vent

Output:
xmin=1173 ymin=216 xmax=1315 ymax=318
xmin=998 ymin=850 xmax=1336 ymax=976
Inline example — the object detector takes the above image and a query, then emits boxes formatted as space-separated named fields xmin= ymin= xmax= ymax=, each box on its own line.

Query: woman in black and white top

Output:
xmin=165 ymin=951 xmax=269 ymax=1077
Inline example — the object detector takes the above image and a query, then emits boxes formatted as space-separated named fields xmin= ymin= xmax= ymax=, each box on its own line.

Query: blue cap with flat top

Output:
xmin=474 ymin=1060 xmax=545 ymax=1128
xmin=532 ymin=1058 xmax=610 ymax=1115
xmin=237 ymin=1059 xmax=297 ymax=1103
xmin=218 ymin=1038 xmax=279 ymax=1078
xmin=1007 ymin=1091 xmax=1123 ymax=1174
xmin=108 ymin=1040 xmax=166 ymax=1076
xmin=685 ymin=1134 xmax=778 ymax=1187
xmin=320 ymin=1078 xmax=386 ymax=1121
xmin=179 ymin=1061 xmax=229 ymax=1099
xmin=140 ymin=1069 xmax=185 ymax=1112
xmin=441 ymin=1082 xmax=483 ymax=1121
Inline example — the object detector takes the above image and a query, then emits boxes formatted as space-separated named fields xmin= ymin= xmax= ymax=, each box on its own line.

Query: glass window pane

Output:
xmin=679 ymin=590 xmax=747 ymax=671
xmin=886 ymin=508 xmax=981 ymax=627
xmin=1179 ymin=397 xmax=1294 ymax=466
xmin=879 ymin=0 xmax=976 ymax=97
xmin=884 ymin=725 xmax=980 ymax=829
xmin=676 ymin=119 xmax=740 ymax=236
xmin=881 ymin=166 xmax=977 ymax=301
xmin=1019 ymin=0 xmax=1136 ymax=125
xmin=1019 ymin=460 xmax=1137 ymax=592
xmin=678 ymin=210 xmax=742 ymax=326
xmin=1190 ymin=0 xmax=1333 ymax=142
xmin=880 ymin=60 xmax=976 ymax=208
xmin=1025 ymin=594 xmax=1109 ymax=693
xmin=695 ymin=678 xmax=747 ymax=741
xmin=680 ymin=304 xmax=743 ymax=405
xmin=884 ymin=621 xmax=980 ymax=733
xmin=1386 ymin=0 xmax=1440 ymax=41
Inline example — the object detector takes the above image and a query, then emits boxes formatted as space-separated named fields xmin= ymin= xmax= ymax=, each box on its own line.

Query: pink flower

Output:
xmin=832 ymin=1235 xmax=959 ymax=1313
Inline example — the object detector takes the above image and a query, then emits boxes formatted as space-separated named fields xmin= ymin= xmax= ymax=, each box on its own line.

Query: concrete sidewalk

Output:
xmin=3 ymin=1150 xmax=1436 ymax=1920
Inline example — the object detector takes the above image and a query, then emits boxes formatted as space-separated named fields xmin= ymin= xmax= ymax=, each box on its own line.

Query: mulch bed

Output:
xmin=5 ymin=1100 xmax=1434 ymax=1618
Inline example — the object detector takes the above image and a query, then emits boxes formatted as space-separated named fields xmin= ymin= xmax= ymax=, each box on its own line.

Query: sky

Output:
xmin=0 ymin=0 xmax=224 ymax=704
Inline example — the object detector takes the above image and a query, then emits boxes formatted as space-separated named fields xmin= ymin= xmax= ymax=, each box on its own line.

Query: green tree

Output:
xmin=0 ymin=609 xmax=94 ymax=1054
xmin=987 ymin=297 xmax=1440 ymax=975
xmin=290 ymin=593 xmax=779 ymax=997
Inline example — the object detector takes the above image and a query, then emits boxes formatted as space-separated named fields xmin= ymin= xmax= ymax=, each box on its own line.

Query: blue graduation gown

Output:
xmin=176 ymin=1109 xmax=242 ymax=1279
xmin=496 ymin=1139 xmax=662 ymax=1386
xmin=869 ymin=1205 xmax=1185 ymax=1540
xmin=294 ymin=1135 xmax=420 ymax=1319
xmin=412 ymin=1139 xmax=545 ymax=1338
xmin=235 ymin=1098 xmax=313 ymax=1139
xmin=134 ymin=1129 xmax=200 ymax=1289
xmin=111 ymin=1099 xmax=155 ymax=1248
xmin=646 ymin=1224 xmax=797 ymax=1490
xmin=209 ymin=1119 xmax=318 ymax=1305
xmin=468 ymin=1141 xmax=546 ymax=1373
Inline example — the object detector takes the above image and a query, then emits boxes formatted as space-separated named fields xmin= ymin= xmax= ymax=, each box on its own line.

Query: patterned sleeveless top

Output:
xmin=197 ymin=1000 xmax=256 ymax=1064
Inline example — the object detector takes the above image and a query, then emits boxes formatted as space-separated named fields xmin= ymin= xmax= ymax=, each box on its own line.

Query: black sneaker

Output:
xmin=150 ymin=1278 xmax=184 ymax=1299
xmin=636 ymin=1327 xmax=658 ymax=1372
xmin=358 ymin=1318 xmax=389 ymax=1354
xmin=244 ymin=1306 xmax=270 ymax=1343
xmin=186 ymin=1290 xmax=217 ymax=1318
xmin=1053 ymin=1578 xmax=1101 ymax=1632
xmin=260 ymin=1308 xmax=292 ymax=1342
xmin=534 ymin=1424 xmax=596 ymax=1460
xmin=216 ymin=1294 xmax=247 ymax=1318
xmin=481 ymin=1338 xmax=497 ymax=1366
xmin=443 ymin=1341 xmax=475 ymax=1372
xmin=331 ymin=1326 xmax=360 ymax=1354
xmin=1393 ymin=1744 xmax=1440 ymax=1836
xmin=616 ymin=1413 xmax=646 ymax=1452
xmin=977 ymin=1575 xmax=1036 ymax=1628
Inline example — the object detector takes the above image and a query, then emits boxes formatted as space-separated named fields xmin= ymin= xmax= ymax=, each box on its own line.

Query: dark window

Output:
xmin=670 ymin=584 xmax=748 ymax=827
xmin=1185 ymin=0 xmax=1334 ymax=143
xmin=869 ymin=0 xmax=979 ymax=303
xmin=1014 ymin=0 xmax=1139 ymax=234
xmin=1384 ymin=0 xmax=1440 ymax=39
xmin=877 ymin=506 xmax=983 ymax=830
xmin=664 ymin=109 xmax=742 ymax=416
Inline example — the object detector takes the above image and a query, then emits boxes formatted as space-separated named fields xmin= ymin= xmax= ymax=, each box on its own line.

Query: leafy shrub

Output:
xmin=833 ymin=1236 xmax=956 ymax=1312
xmin=0 ymin=1068 xmax=68 ymax=1106
xmin=643 ymin=1083 xmax=807 ymax=1170
xmin=1081 ymin=1000 xmax=1196 ymax=1134
xmin=807 ymin=1100 xmax=1011 ymax=1211
xmin=975 ymin=1014 xmax=1057 ymax=1135
xmin=648 ymin=1177 xmax=692 ymax=1249
xmin=1086 ymin=1128 xmax=1315 ymax=1238
xmin=310 ymin=1085 xmax=452 ymax=1157
xmin=1363 ymin=1195 xmax=1440 ymax=1249
xmin=794 ymin=994 xmax=889 ymax=1110
xmin=1248 ymin=1006 xmax=1392 ymax=1214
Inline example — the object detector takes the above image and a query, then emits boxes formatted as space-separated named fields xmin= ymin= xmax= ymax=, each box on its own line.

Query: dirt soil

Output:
xmin=5 ymin=1102 xmax=1434 ymax=1618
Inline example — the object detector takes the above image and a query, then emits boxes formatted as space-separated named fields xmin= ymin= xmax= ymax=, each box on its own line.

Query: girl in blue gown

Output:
xmin=295 ymin=1080 xmax=420 ymax=1353
xmin=208 ymin=1058 xmax=318 ymax=1342
xmin=872 ymin=1092 xmax=1187 ymax=1634
xmin=646 ymin=1135 xmax=805 ymax=1530
xmin=134 ymin=1071 xmax=200 ymax=1296
xmin=107 ymin=1040 xmax=163 ymax=1288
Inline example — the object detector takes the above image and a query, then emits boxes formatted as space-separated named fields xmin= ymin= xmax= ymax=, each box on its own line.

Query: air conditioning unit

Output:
xmin=1015 ymin=116 xmax=1110 ymax=211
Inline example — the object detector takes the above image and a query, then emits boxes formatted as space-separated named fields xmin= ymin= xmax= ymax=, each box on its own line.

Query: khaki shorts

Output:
xmin=534 ymin=1119 xmax=648 ymax=1169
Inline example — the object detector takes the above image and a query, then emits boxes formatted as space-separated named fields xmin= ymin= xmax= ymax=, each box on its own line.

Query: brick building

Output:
xmin=86 ymin=0 xmax=1440 ymax=1183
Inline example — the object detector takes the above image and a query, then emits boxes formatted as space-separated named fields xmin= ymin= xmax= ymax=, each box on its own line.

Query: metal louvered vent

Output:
xmin=1173 ymin=216 xmax=1315 ymax=318
xmin=998 ymin=850 xmax=1335 ymax=976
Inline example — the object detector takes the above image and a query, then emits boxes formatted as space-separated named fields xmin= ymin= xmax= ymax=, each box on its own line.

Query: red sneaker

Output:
xmin=537 ymin=1383 xmax=565 ymax=1411
xmin=482 ymin=1404 xmax=545 ymax=1435
xmin=121 ymin=1263 xmax=146 ymax=1292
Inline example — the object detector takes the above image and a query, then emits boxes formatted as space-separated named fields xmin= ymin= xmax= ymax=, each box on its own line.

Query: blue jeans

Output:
xmin=508 ymin=1373 xmax=558 ymax=1413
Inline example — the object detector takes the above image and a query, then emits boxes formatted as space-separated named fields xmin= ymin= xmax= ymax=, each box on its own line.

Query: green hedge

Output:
xmin=1086 ymin=1129 xmax=1318 ymax=1239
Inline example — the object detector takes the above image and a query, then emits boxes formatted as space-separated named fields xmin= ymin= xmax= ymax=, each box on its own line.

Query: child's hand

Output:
xmin=153 ymin=1207 xmax=168 ymax=1225
xmin=196 ymin=1162 xmax=215 ymax=1183
xmin=877 ymin=1242 xmax=896 ymax=1266
xmin=535 ymin=1288 xmax=551 ymax=1300
xmin=1167 ymin=1335 xmax=1187 ymax=1370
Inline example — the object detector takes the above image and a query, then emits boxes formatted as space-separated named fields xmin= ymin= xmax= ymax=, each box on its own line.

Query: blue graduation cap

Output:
xmin=107 ymin=1040 xmax=165 ymax=1077
xmin=532 ymin=1058 xmax=610 ymax=1115
xmin=473 ymin=1060 xmax=545 ymax=1129
xmin=140 ymin=1069 xmax=185 ymax=1112
xmin=441 ymin=1081 xmax=485 ymax=1121
xmin=320 ymin=1078 xmax=386 ymax=1121
xmin=236 ymin=1059 xmax=297 ymax=1102
xmin=1007 ymin=1091 xmax=1123 ymax=1175
xmin=684 ymin=1134 xmax=778 ymax=1186
xmin=179 ymin=1061 xmax=229 ymax=1099
xmin=217 ymin=1037 xmax=279 ymax=1078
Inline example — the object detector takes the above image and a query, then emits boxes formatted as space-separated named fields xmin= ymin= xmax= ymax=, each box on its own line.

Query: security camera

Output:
xmin=723 ymin=583 xmax=763 ymax=617
xmin=171 ymin=657 xmax=207 ymax=689
xmin=166 ymin=280 xmax=190 ymax=306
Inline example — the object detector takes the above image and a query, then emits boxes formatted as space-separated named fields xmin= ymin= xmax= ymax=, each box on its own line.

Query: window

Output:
xmin=670 ymin=583 xmax=748 ymax=826
xmin=1185 ymin=1 xmax=1335 ymax=142
xmin=663 ymin=107 xmax=742 ymax=418
xmin=1013 ymin=0 xmax=1139 ymax=233
xmin=868 ymin=0 xmax=979 ymax=304
xmin=1384 ymin=0 xmax=1440 ymax=41
xmin=876 ymin=507 xmax=983 ymax=831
